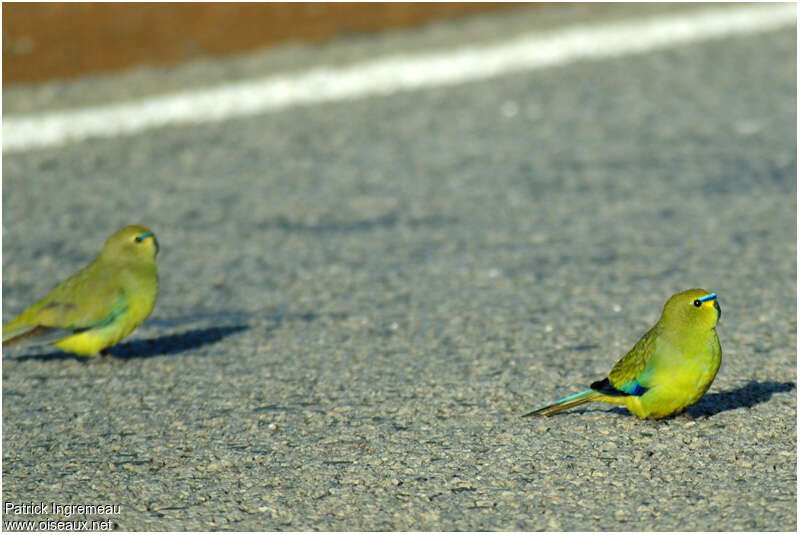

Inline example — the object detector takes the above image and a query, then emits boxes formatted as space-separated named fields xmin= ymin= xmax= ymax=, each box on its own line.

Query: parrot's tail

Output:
xmin=522 ymin=389 xmax=602 ymax=417
xmin=3 ymin=324 xmax=66 ymax=348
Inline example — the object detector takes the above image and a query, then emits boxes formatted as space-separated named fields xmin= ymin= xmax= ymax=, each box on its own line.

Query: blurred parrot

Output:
xmin=523 ymin=289 xmax=722 ymax=419
xmin=3 ymin=225 xmax=159 ymax=358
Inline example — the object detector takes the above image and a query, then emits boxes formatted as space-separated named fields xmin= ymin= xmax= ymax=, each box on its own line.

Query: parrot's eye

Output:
xmin=134 ymin=236 xmax=143 ymax=243
xmin=693 ymin=299 xmax=702 ymax=307
xmin=133 ymin=231 xmax=155 ymax=246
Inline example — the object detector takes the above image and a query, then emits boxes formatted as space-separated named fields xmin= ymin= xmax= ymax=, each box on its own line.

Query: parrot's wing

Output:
xmin=599 ymin=325 xmax=658 ymax=396
xmin=3 ymin=262 xmax=128 ymax=347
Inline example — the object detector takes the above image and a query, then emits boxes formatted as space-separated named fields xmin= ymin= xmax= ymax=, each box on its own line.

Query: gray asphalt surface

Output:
xmin=2 ymin=4 xmax=796 ymax=531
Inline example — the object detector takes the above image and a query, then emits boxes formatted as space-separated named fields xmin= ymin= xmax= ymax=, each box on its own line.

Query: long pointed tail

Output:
xmin=3 ymin=324 xmax=67 ymax=348
xmin=522 ymin=389 xmax=602 ymax=417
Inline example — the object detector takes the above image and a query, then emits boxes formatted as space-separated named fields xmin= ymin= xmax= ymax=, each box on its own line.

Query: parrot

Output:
xmin=3 ymin=225 xmax=159 ymax=358
xmin=523 ymin=288 xmax=722 ymax=419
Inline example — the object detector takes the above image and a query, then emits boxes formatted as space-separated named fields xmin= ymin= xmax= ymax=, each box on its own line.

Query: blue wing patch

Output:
xmin=621 ymin=380 xmax=647 ymax=396
xmin=591 ymin=377 xmax=648 ymax=397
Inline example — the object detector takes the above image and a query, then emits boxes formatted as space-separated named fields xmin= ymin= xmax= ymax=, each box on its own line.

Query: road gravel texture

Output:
xmin=2 ymin=6 xmax=796 ymax=531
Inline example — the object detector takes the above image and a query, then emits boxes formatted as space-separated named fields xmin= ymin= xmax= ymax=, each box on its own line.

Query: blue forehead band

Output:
xmin=697 ymin=293 xmax=716 ymax=303
xmin=136 ymin=231 xmax=154 ymax=240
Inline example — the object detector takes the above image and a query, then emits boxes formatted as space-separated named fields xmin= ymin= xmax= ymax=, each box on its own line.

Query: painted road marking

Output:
xmin=3 ymin=4 xmax=795 ymax=153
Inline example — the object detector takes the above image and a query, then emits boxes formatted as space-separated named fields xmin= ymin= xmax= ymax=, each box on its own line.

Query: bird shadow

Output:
xmin=686 ymin=380 xmax=796 ymax=418
xmin=571 ymin=380 xmax=795 ymax=419
xmin=7 ymin=325 xmax=249 ymax=362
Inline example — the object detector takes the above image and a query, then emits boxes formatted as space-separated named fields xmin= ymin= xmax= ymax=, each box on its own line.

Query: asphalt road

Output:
xmin=2 ymin=4 xmax=796 ymax=531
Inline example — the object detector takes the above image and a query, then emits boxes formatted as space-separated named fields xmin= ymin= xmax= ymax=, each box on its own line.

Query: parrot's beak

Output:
xmin=713 ymin=298 xmax=721 ymax=321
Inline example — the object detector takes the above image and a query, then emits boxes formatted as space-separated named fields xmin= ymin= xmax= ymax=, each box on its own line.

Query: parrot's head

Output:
xmin=660 ymin=288 xmax=720 ymax=332
xmin=101 ymin=225 xmax=160 ymax=262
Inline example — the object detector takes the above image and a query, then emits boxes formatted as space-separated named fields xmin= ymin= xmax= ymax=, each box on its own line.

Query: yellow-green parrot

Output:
xmin=3 ymin=225 xmax=159 ymax=358
xmin=523 ymin=289 xmax=722 ymax=419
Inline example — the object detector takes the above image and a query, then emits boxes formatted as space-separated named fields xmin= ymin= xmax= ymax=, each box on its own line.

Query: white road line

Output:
xmin=2 ymin=4 xmax=795 ymax=153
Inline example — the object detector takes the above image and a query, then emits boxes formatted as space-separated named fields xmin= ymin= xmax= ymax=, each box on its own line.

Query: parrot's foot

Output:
xmin=96 ymin=349 xmax=116 ymax=361
xmin=678 ymin=411 xmax=694 ymax=421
